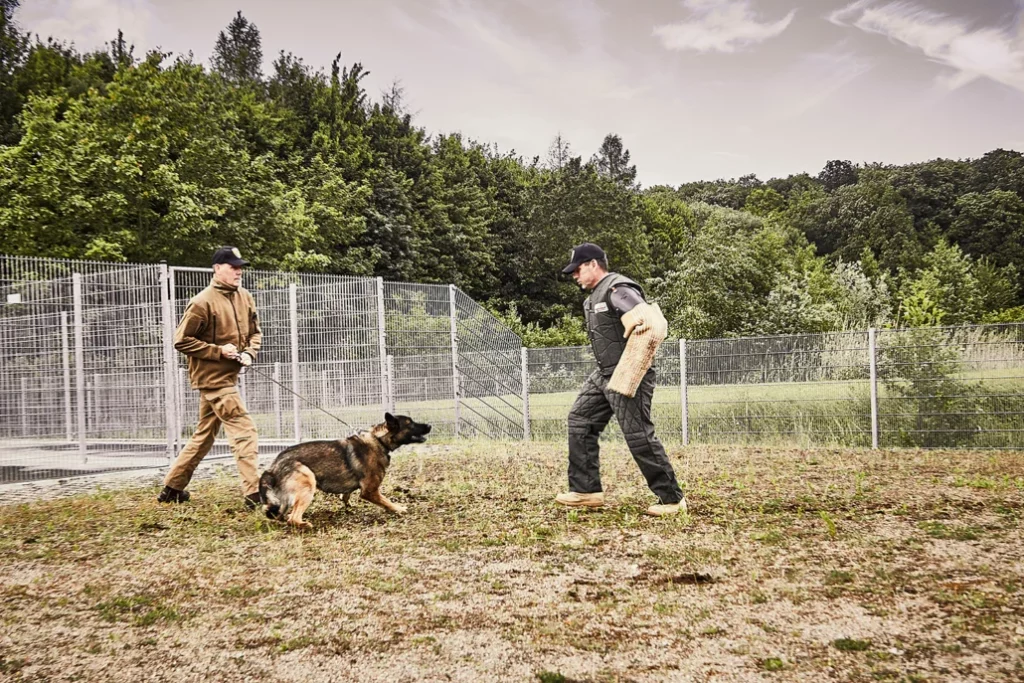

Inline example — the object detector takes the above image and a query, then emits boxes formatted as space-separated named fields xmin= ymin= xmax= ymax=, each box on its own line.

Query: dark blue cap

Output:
xmin=212 ymin=246 xmax=249 ymax=267
xmin=561 ymin=243 xmax=605 ymax=273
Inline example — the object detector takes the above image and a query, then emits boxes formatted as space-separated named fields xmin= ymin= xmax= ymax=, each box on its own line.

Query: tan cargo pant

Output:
xmin=164 ymin=387 xmax=259 ymax=495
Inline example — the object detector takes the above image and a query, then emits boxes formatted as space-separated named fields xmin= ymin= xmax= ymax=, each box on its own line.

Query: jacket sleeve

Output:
xmin=609 ymin=285 xmax=646 ymax=315
xmin=173 ymin=301 xmax=222 ymax=360
xmin=242 ymin=292 xmax=262 ymax=358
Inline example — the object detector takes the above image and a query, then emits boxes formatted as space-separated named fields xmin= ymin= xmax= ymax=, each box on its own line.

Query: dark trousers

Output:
xmin=567 ymin=368 xmax=683 ymax=504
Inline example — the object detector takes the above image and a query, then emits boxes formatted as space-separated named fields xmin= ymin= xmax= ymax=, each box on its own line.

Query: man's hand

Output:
xmin=220 ymin=343 xmax=239 ymax=359
xmin=237 ymin=351 xmax=254 ymax=367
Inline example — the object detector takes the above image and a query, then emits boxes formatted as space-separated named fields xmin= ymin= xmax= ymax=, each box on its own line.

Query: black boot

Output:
xmin=157 ymin=486 xmax=191 ymax=503
xmin=244 ymin=492 xmax=262 ymax=510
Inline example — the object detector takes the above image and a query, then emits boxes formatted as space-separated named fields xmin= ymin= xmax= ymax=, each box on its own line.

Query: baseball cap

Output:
xmin=561 ymin=243 xmax=606 ymax=274
xmin=212 ymin=246 xmax=249 ymax=267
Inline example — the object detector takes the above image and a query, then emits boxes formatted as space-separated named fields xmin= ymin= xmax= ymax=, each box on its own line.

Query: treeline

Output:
xmin=1 ymin=4 xmax=1022 ymax=342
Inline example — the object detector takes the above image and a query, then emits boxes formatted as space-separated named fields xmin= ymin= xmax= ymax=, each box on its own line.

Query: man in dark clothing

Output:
xmin=555 ymin=243 xmax=686 ymax=517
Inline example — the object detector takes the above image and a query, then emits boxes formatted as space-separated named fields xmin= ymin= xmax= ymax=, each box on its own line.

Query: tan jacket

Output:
xmin=174 ymin=279 xmax=262 ymax=390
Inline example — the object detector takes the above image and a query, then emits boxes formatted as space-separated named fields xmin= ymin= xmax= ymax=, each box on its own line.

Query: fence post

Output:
xmin=449 ymin=284 xmax=461 ymax=438
xmin=679 ymin=338 xmax=689 ymax=446
xmin=376 ymin=277 xmax=388 ymax=419
xmin=159 ymin=264 xmax=177 ymax=461
xmin=273 ymin=362 xmax=282 ymax=439
xmin=61 ymin=311 xmax=72 ymax=442
xmin=338 ymin=362 xmax=347 ymax=407
xmin=176 ymin=367 xmax=185 ymax=447
xmin=88 ymin=376 xmax=98 ymax=436
xmin=386 ymin=354 xmax=395 ymax=414
xmin=521 ymin=347 xmax=531 ymax=442
xmin=20 ymin=377 xmax=28 ymax=437
xmin=290 ymin=282 xmax=301 ymax=442
xmin=72 ymin=273 xmax=87 ymax=462
xmin=869 ymin=327 xmax=879 ymax=449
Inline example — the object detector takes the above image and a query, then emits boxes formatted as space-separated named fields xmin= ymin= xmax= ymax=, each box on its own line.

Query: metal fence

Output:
xmin=0 ymin=256 xmax=525 ymax=483
xmin=3 ymin=254 xmax=1023 ymax=484
xmin=525 ymin=325 xmax=1024 ymax=450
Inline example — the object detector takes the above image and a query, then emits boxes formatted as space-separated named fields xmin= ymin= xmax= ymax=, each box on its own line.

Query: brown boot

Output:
xmin=645 ymin=499 xmax=687 ymax=517
xmin=555 ymin=491 xmax=605 ymax=508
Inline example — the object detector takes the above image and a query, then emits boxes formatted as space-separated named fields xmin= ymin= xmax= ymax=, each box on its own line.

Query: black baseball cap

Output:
xmin=561 ymin=243 xmax=606 ymax=274
xmin=212 ymin=246 xmax=249 ymax=267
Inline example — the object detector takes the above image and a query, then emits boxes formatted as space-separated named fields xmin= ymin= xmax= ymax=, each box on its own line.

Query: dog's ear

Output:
xmin=385 ymin=412 xmax=399 ymax=430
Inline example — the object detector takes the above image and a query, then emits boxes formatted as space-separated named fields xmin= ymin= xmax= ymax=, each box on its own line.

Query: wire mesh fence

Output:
xmin=685 ymin=331 xmax=873 ymax=447
xmin=524 ymin=326 xmax=1024 ymax=450
xmin=876 ymin=324 xmax=1024 ymax=449
xmin=1 ymin=256 xmax=531 ymax=482
xmin=3 ymin=254 xmax=1023 ymax=485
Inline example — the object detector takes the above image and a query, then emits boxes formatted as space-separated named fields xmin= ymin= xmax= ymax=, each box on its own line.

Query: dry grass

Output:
xmin=1 ymin=443 xmax=1023 ymax=682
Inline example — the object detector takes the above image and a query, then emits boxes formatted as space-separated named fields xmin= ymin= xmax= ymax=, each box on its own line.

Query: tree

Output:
xmin=949 ymin=190 xmax=1024 ymax=297
xmin=0 ymin=52 xmax=293 ymax=265
xmin=896 ymin=240 xmax=1019 ymax=326
xmin=818 ymin=159 xmax=858 ymax=192
xmin=640 ymin=189 xmax=696 ymax=278
xmin=744 ymin=187 xmax=786 ymax=217
xmin=407 ymin=134 xmax=499 ymax=298
xmin=545 ymin=133 xmax=572 ymax=170
xmin=0 ymin=0 xmax=28 ymax=143
xmin=212 ymin=11 xmax=263 ymax=84
xmin=970 ymin=148 xmax=1024 ymax=196
xmin=888 ymin=158 xmax=971 ymax=246
xmin=799 ymin=170 xmax=923 ymax=273
xmin=592 ymin=133 xmax=637 ymax=187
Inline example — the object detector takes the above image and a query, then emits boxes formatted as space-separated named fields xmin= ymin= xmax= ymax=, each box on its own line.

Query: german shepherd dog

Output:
xmin=259 ymin=413 xmax=431 ymax=528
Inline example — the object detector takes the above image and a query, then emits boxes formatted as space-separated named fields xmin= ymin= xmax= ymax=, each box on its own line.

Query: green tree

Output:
xmin=0 ymin=0 xmax=28 ymax=144
xmin=517 ymin=158 xmax=651 ymax=324
xmin=212 ymin=11 xmax=263 ymax=85
xmin=896 ymin=240 xmax=1019 ymax=326
xmin=744 ymin=187 xmax=787 ymax=217
xmin=803 ymin=169 xmax=923 ymax=273
xmin=0 ymin=52 xmax=292 ymax=264
xmin=592 ymin=133 xmax=637 ymax=187
xmin=949 ymin=190 xmax=1024 ymax=296
xmin=640 ymin=188 xmax=695 ymax=278
xmin=817 ymin=159 xmax=858 ymax=192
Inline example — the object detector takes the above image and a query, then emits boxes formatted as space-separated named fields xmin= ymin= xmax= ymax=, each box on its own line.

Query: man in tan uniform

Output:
xmin=158 ymin=246 xmax=263 ymax=508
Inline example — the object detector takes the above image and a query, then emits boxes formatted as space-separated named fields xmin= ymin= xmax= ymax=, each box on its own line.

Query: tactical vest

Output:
xmin=584 ymin=273 xmax=645 ymax=375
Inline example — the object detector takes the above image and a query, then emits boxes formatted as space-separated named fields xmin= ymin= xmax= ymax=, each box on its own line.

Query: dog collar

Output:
xmin=369 ymin=431 xmax=394 ymax=453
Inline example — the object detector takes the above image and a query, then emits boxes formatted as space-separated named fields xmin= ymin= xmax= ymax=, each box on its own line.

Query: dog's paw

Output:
xmin=391 ymin=503 xmax=408 ymax=515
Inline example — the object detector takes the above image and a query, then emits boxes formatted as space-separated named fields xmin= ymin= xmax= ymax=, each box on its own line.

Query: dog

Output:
xmin=258 ymin=413 xmax=431 ymax=528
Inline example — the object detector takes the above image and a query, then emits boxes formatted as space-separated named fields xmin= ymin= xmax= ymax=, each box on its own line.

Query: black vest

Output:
xmin=585 ymin=273 xmax=644 ymax=375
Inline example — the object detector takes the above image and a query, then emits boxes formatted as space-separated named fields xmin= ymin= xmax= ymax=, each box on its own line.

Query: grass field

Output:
xmin=2 ymin=443 xmax=1023 ymax=682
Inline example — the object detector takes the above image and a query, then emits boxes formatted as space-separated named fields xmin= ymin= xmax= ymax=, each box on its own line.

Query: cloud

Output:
xmin=653 ymin=0 xmax=796 ymax=53
xmin=434 ymin=0 xmax=649 ymax=102
xmin=16 ymin=0 xmax=155 ymax=53
xmin=777 ymin=45 xmax=874 ymax=118
xmin=829 ymin=0 xmax=1024 ymax=93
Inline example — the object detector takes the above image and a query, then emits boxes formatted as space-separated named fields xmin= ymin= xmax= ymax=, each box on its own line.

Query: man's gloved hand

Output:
xmin=237 ymin=352 xmax=254 ymax=367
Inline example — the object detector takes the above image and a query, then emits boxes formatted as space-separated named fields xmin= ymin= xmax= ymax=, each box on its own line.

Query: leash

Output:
xmin=241 ymin=363 xmax=353 ymax=429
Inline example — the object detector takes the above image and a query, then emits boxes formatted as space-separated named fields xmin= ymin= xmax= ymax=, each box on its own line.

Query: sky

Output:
xmin=14 ymin=0 xmax=1024 ymax=187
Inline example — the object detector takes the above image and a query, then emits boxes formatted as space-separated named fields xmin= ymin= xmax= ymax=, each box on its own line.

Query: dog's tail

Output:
xmin=259 ymin=470 xmax=282 ymax=519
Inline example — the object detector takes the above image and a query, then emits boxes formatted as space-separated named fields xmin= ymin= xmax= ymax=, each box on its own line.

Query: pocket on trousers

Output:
xmin=210 ymin=391 xmax=247 ymax=421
